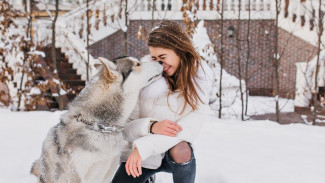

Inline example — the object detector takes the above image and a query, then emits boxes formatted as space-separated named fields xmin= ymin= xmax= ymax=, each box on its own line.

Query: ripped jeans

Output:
xmin=112 ymin=144 xmax=196 ymax=183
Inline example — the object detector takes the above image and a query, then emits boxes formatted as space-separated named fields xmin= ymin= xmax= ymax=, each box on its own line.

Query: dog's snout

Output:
xmin=158 ymin=61 xmax=163 ymax=65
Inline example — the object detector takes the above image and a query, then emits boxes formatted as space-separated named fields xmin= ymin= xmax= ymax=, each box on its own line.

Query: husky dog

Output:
xmin=31 ymin=56 xmax=163 ymax=183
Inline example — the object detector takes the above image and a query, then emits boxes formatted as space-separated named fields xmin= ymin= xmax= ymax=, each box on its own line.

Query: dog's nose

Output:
xmin=158 ymin=61 xmax=163 ymax=65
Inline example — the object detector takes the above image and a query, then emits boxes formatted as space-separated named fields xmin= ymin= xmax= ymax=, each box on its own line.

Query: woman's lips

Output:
xmin=164 ymin=65 xmax=171 ymax=73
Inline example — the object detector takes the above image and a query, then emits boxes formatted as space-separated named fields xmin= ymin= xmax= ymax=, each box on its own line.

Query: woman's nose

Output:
xmin=158 ymin=61 xmax=163 ymax=65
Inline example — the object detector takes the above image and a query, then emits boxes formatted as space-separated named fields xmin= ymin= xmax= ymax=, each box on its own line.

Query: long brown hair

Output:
xmin=148 ymin=20 xmax=202 ymax=113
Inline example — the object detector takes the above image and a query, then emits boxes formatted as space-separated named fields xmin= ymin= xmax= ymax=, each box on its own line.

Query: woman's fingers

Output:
xmin=137 ymin=160 xmax=142 ymax=176
xmin=165 ymin=128 xmax=178 ymax=135
xmin=154 ymin=120 xmax=182 ymax=136
xmin=129 ymin=162 xmax=137 ymax=178
xmin=126 ymin=157 xmax=137 ymax=177
xmin=132 ymin=161 xmax=140 ymax=177
xmin=163 ymin=129 xmax=177 ymax=137
xmin=125 ymin=148 xmax=142 ymax=178
xmin=168 ymin=121 xmax=182 ymax=131
xmin=172 ymin=122 xmax=183 ymax=131
xmin=125 ymin=159 xmax=131 ymax=176
xmin=167 ymin=123 xmax=182 ymax=133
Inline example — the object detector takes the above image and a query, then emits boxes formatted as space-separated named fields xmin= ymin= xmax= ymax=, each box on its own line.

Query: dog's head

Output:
xmin=96 ymin=56 xmax=163 ymax=92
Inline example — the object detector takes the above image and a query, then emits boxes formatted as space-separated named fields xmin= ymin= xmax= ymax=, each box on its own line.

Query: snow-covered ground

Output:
xmin=0 ymin=98 xmax=324 ymax=183
xmin=219 ymin=96 xmax=295 ymax=119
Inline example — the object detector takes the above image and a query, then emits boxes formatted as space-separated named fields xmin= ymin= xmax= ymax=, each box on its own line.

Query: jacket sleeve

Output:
xmin=133 ymin=62 xmax=215 ymax=161
xmin=123 ymin=96 xmax=154 ymax=142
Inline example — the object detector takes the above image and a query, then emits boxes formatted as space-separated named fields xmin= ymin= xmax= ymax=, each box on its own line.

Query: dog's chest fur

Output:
xmin=54 ymin=121 xmax=126 ymax=182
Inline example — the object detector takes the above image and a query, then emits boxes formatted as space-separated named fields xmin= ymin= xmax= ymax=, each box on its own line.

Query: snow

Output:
xmin=151 ymin=25 xmax=160 ymax=32
xmin=0 ymin=107 xmax=324 ymax=183
xmin=0 ymin=110 xmax=64 ymax=183
xmin=295 ymin=50 xmax=325 ymax=107
xmin=156 ymin=118 xmax=325 ymax=183
xmin=29 ymin=87 xmax=41 ymax=95
xmin=121 ymin=26 xmax=128 ymax=33
xmin=30 ymin=50 xmax=45 ymax=58
xmin=221 ymin=96 xmax=294 ymax=119
xmin=60 ymin=88 xmax=67 ymax=95
xmin=52 ymin=88 xmax=67 ymax=97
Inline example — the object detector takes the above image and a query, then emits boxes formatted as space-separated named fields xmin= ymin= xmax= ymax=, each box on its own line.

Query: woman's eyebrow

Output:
xmin=158 ymin=54 xmax=166 ymax=57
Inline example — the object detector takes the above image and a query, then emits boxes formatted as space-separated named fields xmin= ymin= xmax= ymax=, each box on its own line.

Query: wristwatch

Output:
xmin=149 ymin=120 xmax=158 ymax=134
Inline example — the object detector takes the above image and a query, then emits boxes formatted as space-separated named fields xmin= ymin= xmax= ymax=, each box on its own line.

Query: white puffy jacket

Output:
xmin=121 ymin=61 xmax=215 ymax=169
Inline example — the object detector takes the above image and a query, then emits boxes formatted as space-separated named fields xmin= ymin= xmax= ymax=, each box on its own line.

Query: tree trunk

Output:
xmin=17 ymin=0 xmax=33 ymax=110
xmin=28 ymin=0 xmax=32 ymax=39
xmin=218 ymin=0 xmax=224 ymax=119
xmin=245 ymin=0 xmax=251 ymax=115
xmin=274 ymin=0 xmax=280 ymax=122
xmin=151 ymin=0 xmax=156 ymax=27
xmin=124 ymin=0 xmax=128 ymax=55
xmin=312 ymin=0 xmax=323 ymax=125
xmin=236 ymin=0 xmax=244 ymax=121
xmin=51 ymin=0 xmax=59 ymax=74
xmin=86 ymin=0 xmax=90 ymax=81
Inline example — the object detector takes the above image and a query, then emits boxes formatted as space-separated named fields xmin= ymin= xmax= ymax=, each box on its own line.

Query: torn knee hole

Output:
xmin=169 ymin=141 xmax=192 ymax=164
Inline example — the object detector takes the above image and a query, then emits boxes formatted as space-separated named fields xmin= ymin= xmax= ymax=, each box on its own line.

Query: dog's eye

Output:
xmin=136 ymin=63 xmax=141 ymax=67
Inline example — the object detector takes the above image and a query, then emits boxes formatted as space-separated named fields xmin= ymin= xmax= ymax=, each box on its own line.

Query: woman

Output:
xmin=112 ymin=20 xmax=214 ymax=183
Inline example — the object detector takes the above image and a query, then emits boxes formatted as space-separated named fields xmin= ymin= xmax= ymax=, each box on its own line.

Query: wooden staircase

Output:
xmin=35 ymin=46 xmax=86 ymax=110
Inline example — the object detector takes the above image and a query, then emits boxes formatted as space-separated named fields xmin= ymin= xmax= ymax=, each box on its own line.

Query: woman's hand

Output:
xmin=151 ymin=119 xmax=182 ymax=137
xmin=125 ymin=147 xmax=142 ymax=178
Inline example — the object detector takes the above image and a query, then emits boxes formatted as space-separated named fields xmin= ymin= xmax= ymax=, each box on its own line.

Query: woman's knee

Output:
xmin=168 ymin=141 xmax=192 ymax=164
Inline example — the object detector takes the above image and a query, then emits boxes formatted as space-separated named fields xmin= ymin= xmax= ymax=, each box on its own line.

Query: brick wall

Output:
xmin=89 ymin=20 xmax=316 ymax=99
xmin=278 ymin=28 xmax=317 ymax=98
xmin=204 ymin=20 xmax=277 ymax=97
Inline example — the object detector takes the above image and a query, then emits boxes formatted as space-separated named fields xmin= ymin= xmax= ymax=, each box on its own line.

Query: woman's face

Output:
xmin=149 ymin=47 xmax=181 ymax=76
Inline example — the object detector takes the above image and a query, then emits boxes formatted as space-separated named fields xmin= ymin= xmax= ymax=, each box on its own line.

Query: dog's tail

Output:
xmin=30 ymin=159 xmax=41 ymax=177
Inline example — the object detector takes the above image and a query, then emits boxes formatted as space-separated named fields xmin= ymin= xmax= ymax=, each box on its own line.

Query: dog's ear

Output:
xmin=97 ymin=57 xmax=117 ymax=70
xmin=98 ymin=57 xmax=118 ymax=82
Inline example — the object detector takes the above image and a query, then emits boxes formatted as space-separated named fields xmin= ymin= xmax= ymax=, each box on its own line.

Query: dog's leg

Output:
xmin=103 ymin=155 xmax=121 ymax=183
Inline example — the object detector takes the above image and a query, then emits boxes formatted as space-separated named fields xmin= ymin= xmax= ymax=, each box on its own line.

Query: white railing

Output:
xmin=129 ymin=0 xmax=276 ymax=20
xmin=59 ymin=0 xmax=125 ymax=45
xmin=280 ymin=0 xmax=324 ymax=31
xmin=33 ymin=20 xmax=96 ymax=81
xmin=278 ymin=0 xmax=325 ymax=47
xmin=32 ymin=0 xmax=126 ymax=81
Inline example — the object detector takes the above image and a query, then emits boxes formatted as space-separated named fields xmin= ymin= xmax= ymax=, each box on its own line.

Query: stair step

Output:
xmin=59 ymin=69 xmax=77 ymax=74
xmin=39 ymin=45 xmax=84 ymax=110
xmin=64 ymin=80 xmax=86 ymax=87
xmin=70 ymin=85 xmax=85 ymax=93
xmin=60 ymin=58 xmax=70 ymax=63
xmin=59 ymin=74 xmax=81 ymax=80
xmin=48 ymin=100 xmax=59 ymax=109
xmin=58 ymin=62 xmax=73 ymax=68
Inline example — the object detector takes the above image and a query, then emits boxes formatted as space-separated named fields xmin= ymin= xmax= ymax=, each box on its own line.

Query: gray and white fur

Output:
xmin=31 ymin=56 xmax=163 ymax=183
